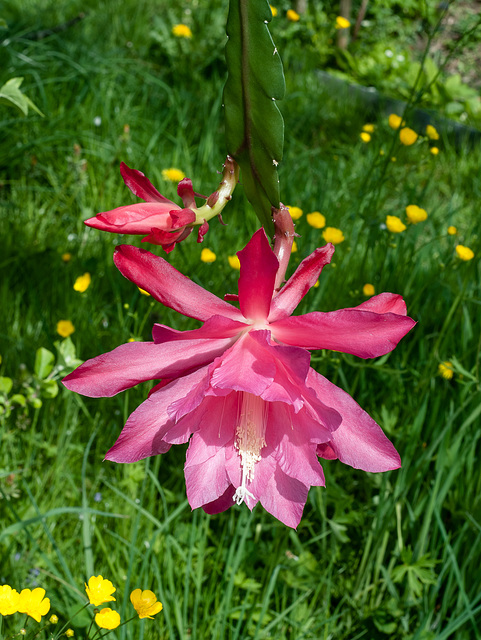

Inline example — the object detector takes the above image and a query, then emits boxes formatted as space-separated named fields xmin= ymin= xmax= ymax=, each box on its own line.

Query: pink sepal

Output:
xmin=120 ymin=162 xmax=176 ymax=204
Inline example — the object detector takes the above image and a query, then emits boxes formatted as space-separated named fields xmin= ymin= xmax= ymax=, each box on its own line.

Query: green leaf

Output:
xmin=0 ymin=376 xmax=13 ymax=394
xmin=0 ymin=77 xmax=44 ymax=116
xmin=224 ymin=0 xmax=285 ymax=235
xmin=34 ymin=347 xmax=55 ymax=380
xmin=41 ymin=379 xmax=59 ymax=399
xmin=11 ymin=394 xmax=26 ymax=406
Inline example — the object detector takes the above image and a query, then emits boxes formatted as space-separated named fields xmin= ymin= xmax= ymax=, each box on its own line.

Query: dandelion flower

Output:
xmin=162 ymin=168 xmax=185 ymax=182
xmin=172 ymin=24 xmax=192 ymax=38
xmin=95 ymin=608 xmax=121 ymax=630
xmin=399 ymin=127 xmax=418 ymax=146
xmin=62 ymin=253 xmax=72 ymax=262
xmin=363 ymin=124 xmax=374 ymax=133
xmin=388 ymin=114 xmax=403 ymax=129
xmin=73 ymin=273 xmax=91 ymax=293
xmin=287 ymin=9 xmax=300 ymax=21
xmin=322 ymin=227 xmax=344 ymax=244
xmin=0 ymin=585 xmax=20 ymax=616
xmin=438 ymin=362 xmax=453 ymax=380
xmin=17 ymin=588 xmax=50 ymax=623
xmin=455 ymin=245 xmax=474 ymax=261
xmin=447 ymin=226 xmax=457 ymax=236
xmin=57 ymin=320 xmax=75 ymax=338
xmin=228 ymin=255 xmax=241 ymax=270
xmin=430 ymin=147 xmax=439 ymax=155
xmin=130 ymin=589 xmax=163 ymax=619
xmin=363 ymin=283 xmax=375 ymax=297
xmin=405 ymin=205 xmax=427 ymax=224
xmin=426 ymin=124 xmax=439 ymax=140
xmin=287 ymin=206 xmax=303 ymax=220
xmin=306 ymin=211 xmax=326 ymax=229
xmin=201 ymin=248 xmax=216 ymax=263
xmin=386 ymin=215 xmax=406 ymax=233
xmin=85 ymin=576 xmax=116 ymax=607
xmin=335 ymin=16 xmax=350 ymax=29
xmin=270 ymin=5 xmax=277 ymax=17
xmin=360 ymin=132 xmax=371 ymax=143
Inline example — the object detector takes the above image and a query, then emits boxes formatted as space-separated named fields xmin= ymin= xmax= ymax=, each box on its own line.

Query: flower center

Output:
xmin=233 ymin=392 xmax=267 ymax=507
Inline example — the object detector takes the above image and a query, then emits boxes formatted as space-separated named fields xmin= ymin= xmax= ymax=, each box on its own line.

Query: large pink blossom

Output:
xmin=63 ymin=230 xmax=415 ymax=527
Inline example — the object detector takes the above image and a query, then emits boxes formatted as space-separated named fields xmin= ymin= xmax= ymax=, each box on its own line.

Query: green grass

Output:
xmin=1 ymin=1 xmax=481 ymax=638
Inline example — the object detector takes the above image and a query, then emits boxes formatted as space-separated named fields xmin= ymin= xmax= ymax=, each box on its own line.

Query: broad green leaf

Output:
xmin=41 ymin=379 xmax=59 ymax=399
xmin=224 ymin=0 xmax=285 ymax=235
xmin=34 ymin=347 xmax=55 ymax=380
xmin=0 ymin=376 xmax=13 ymax=394
xmin=0 ymin=77 xmax=44 ymax=116
xmin=11 ymin=394 xmax=26 ymax=406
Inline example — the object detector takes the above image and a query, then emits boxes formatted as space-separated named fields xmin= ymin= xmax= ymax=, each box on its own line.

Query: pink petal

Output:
xmin=185 ymin=452 xmax=231 ymax=509
xmin=268 ymin=244 xmax=335 ymax=322
xmin=202 ymin=485 xmax=236 ymax=514
xmin=177 ymin=178 xmax=197 ymax=208
xmin=113 ymin=245 xmax=245 ymax=322
xmin=184 ymin=397 xmax=235 ymax=466
xmin=141 ymin=226 xmax=192 ymax=248
xmin=62 ymin=338 xmax=233 ymax=397
xmin=237 ymin=229 xmax=279 ymax=322
xmin=272 ymin=308 xmax=416 ymax=358
xmin=120 ymin=162 xmax=176 ymax=204
xmin=85 ymin=203 xmax=177 ymax=234
xmin=307 ymin=369 xmax=401 ymax=471
xmin=152 ymin=315 xmax=247 ymax=343
xmin=197 ymin=220 xmax=209 ymax=243
xmin=351 ymin=292 xmax=407 ymax=315
xmin=259 ymin=466 xmax=308 ymax=528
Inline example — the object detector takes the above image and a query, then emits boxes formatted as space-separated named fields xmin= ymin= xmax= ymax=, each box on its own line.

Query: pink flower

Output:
xmin=63 ymin=230 xmax=415 ymax=528
xmin=84 ymin=158 xmax=238 ymax=253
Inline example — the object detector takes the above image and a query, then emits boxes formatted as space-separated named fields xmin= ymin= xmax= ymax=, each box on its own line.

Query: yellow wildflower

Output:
xmin=363 ymin=124 xmax=374 ymax=133
xmin=388 ymin=114 xmax=404 ymax=129
xmin=335 ymin=16 xmax=351 ymax=29
xmin=228 ymin=255 xmax=241 ymax=270
xmin=314 ymin=280 xmax=320 ymax=288
xmin=138 ymin=287 xmax=150 ymax=296
xmin=391 ymin=157 xmax=397 ymax=162
xmin=405 ymin=204 xmax=427 ymax=224
xmin=426 ymin=124 xmax=439 ymax=140
xmin=379 ymin=149 xmax=385 ymax=156
xmin=287 ymin=205 xmax=303 ymax=220
xmin=363 ymin=283 xmax=375 ymax=297
xmin=162 ymin=168 xmax=185 ymax=182
xmin=130 ymin=589 xmax=163 ymax=620
xmin=399 ymin=127 xmax=418 ymax=146
xmin=85 ymin=576 xmax=116 ymax=607
xmin=270 ymin=5 xmax=277 ymax=17
xmin=438 ymin=361 xmax=454 ymax=380
xmin=360 ymin=132 xmax=371 ymax=143
xmin=0 ymin=585 xmax=20 ymax=616
xmin=49 ymin=615 xmax=59 ymax=624
xmin=322 ymin=227 xmax=344 ymax=244
xmin=430 ymin=147 xmax=439 ymax=155
xmin=73 ymin=273 xmax=91 ymax=292
xmin=172 ymin=24 xmax=192 ymax=38
xmin=62 ymin=253 xmax=72 ymax=262
xmin=17 ymin=588 xmax=50 ymax=623
xmin=66 ymin=630 xmax=74 ymax=637
xmin=200 ymin=248 xmax=216 ymax=263
xmin=287 ymin=9 xmax=300 ymax=21
xmin=95 ymin=608 xmax=121 ymax=630
xmin=291 ymin=240 xmax=298 ymax=253
xmin=447 ymin=226 xmax=457 ymax=236
xmin=386 ymin=215 xmax=406 ymax=233
xmin=455 ymin=245 xmax=474 ymax=261
xmin=306 ymin=211 xmax=326 ymax=229
xmin=57 ymin=320 xmax=75 ymax=338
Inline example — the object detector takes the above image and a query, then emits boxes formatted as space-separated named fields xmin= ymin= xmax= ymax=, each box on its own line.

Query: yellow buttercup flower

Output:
xmin=314 ymin=279 xmax=320 ymax=288
xmin=290 ymin=240 xmax=298 ymax=253
xmin=388 ymin=114 xmax=404 ymax=129
xmin=322 ymin=227 xmax=345 ymax=244
xmin=438 ymin=361 xmax=453 ymax=380
xmin=363 ymin=123 xmax=374 ymax=133
xmin=95 ymin=608 xmax=121 ymax=630
xmin=200 ymin=248 xmax=216 ymax=263
xmin=270 ymin=5 xmax=277 ymax=17
xmin=363 ymin=283 xmax=375 ymax=297
xmin=138 ymin=287 xmax=150 ymax=296
xmin=17 ymin=588 xmax=50 ymax=623
xmin=386 ymin=215 xmax=406 ymax=233
xmin=73 ymin=273 xmax=91 ymax=292
xmin=66 ymin=630 xmax=75 ymax=637
xmin=228 ymin=255 xmax=240 ymax=270
xmin=57 ymin=320 xmax=75 ymax=338
xmin=306 ymin=211 xmax=326 ymax=229
xmin=455 ymin=245 xmax=474 ymax=261
xmin=447 ymin=226 xmax=457 ymax=236
xmin=0 ymin=585 xmax=20 ymax=616
xmin=162 ymin=168 xmax=185 ymax=182
xmin=399 ymin=127 xmax=418 ymax=146
xmin=287 ymin=205 xmax=303 ymax=220
xmin=130 ymin=589 xmax=163 ymax=620
xmin=360 ymin=132 xmax=371 ymax=143
xmin=62 ymin=252 xmax=72 ymax=262
xmin=172 ymin=24 xmax=192 ymax=38
xmin=49 ymin=614 xmax=59 ymax=624
xmin=335 ymin=16 xmax=350 ymax=29
xmin=405 ymin=204 xmax=427 ymax=224
xmin=287 ymin=9 xmax=300 ymax=21
xmin=85 ymin=575 xmax=116 ymax=607
xmin=426 ymin=124 xmax=439 ymax=140
xmin=430 ymin=146 xmax=439 ymax=155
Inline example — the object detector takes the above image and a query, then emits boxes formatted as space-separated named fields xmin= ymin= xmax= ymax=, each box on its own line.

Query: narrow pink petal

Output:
xmin=197 ymin=220 xmax=209 ymax=243
xmin=185 ymin=452 xmax=231 ymax=509
xmin=350 ymin=292 xmax=407 ymax=315
xmin=184 ymin=396 xmax=236 ymax=466
xmin=307 ymin=369 xmax=401 ymax=471
xmin=141 ymin=226 xmax=191 ymax=247
xmin=113 ymin=245 xmax=244 ymax=322
xmin=177 ymin=178 xmax=196 ymax=208
xmin=237 ymin=229 xmax=279 ymax=322
xmin=268 ymin=244 xmax=335 ymax=322
xmin=259 ymin=466 xmax=308 ymax=529
xmin=120 ymin=162 xmax=176 ymax=204
xmin=104 ymin=371 xmax=206 ymax=462
xmin=62 ymin=338 xmax=233 ymax=397
xmin=169 ymin=208 xmax=196 ymax=228
xmin=85 ymin=203 xmax=177 ymax=234
xmin=272 ymin=309 xmax=416 ymax=358
xmin=152 ymin=316 xmax=247 ymax=344
xmin=202 ymin=485 xmax=236 ymax=514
